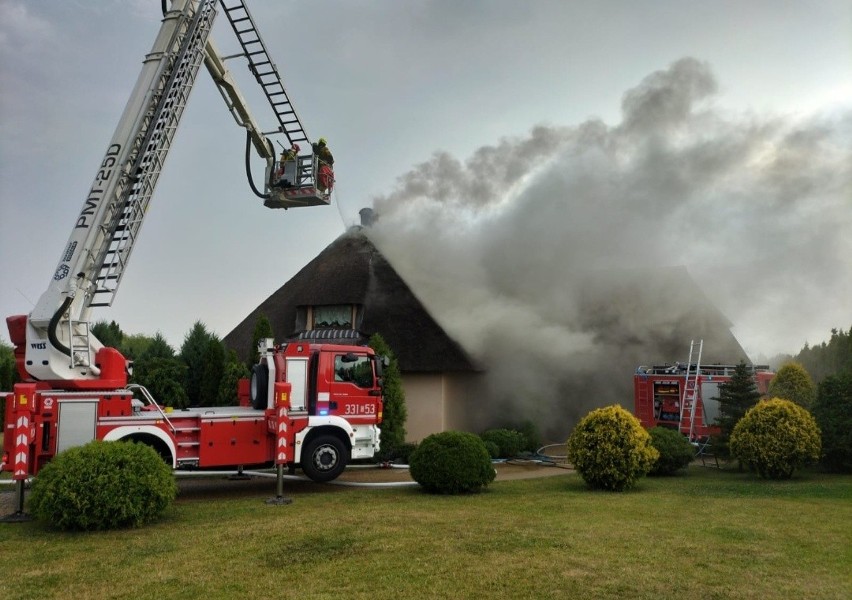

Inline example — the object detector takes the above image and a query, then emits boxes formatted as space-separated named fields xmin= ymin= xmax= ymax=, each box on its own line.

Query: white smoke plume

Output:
xmin=367 ymin=58 xmax=852 ymax=439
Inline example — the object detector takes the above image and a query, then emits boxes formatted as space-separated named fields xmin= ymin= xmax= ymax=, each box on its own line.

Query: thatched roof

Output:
xmin=223 ymin=228 xmax=478 ymax=373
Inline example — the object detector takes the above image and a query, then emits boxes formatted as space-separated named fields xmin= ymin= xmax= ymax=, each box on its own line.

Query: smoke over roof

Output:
xmin=363 ymin=58 xmax=851 ymax=438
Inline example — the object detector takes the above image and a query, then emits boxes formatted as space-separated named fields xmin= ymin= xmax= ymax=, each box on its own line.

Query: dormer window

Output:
xmin=312 ymin=305 xmax=354 ymax=329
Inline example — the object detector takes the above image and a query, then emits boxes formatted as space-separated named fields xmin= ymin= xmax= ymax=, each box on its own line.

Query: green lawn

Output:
xmin=1 ymin=467 xmax=850 ymax=599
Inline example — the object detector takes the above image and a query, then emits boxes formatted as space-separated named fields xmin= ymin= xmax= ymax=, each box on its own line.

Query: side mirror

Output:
xmin=375 ymin=355 xmax=390 ymax=377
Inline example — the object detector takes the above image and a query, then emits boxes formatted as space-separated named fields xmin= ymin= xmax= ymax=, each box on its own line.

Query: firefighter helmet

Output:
xmin=318 ymin=137 xmax=327 ymax=146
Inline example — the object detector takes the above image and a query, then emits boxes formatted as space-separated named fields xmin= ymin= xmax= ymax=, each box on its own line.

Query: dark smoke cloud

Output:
xmin=367 ymin=58 xmax=852 ymax=440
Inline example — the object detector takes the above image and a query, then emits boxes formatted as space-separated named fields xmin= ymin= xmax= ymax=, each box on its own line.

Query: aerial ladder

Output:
xmin=7 ymin=0 xmax=330 ymax=389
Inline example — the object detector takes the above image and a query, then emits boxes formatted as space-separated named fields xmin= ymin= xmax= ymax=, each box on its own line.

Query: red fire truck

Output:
xmin=634 ymin=358 xmax=773 ymax=439
xmin=1 ymin=0 xmax=382 ymax=497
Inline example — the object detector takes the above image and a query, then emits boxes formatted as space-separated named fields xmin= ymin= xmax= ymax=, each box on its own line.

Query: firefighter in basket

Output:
xmin=312 ymin=137 xmax=334 ymax=193
xmin=274 ymin=143 xmax=300 ymax=188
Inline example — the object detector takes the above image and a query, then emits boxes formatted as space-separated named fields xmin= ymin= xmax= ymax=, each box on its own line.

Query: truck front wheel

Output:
xmin=302 ymin=435 xmax=348 ymax=482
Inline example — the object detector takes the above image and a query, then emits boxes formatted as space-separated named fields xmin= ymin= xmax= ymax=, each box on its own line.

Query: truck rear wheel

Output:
xmin=302 ymin=435 xmax=348 ymax=482
xmin=250 ymin=364 xmax=268 ymax=410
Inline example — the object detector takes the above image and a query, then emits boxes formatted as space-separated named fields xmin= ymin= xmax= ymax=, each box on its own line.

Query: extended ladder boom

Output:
xmin=23 ymin=0 xmax=216 ymax=383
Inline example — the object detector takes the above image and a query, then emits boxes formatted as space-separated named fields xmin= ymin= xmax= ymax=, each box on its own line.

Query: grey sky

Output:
xmin=1 ymin=0 xmax=850 ymax=358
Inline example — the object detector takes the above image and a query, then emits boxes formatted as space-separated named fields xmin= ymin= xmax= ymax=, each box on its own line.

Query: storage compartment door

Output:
xmin=56 ymin=400 xmax=98 ymax=453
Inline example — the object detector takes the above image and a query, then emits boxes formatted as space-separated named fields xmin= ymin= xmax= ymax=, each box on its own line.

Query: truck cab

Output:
xmin=247 ymin=339 xmax=384 ymax=481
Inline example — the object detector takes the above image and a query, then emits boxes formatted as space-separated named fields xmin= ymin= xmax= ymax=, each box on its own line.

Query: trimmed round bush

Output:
xmin=648 ymin=427 xmax=694 ymax=476
xmin=375 ymin=441 xmax=419 ymax=465
xmin=483 ymin=440 xmax=500 ymax=460
xmin=392 ymin=442 xmax=419 ymax=465
xmin=480 ymin=428 xmax=526 ymax=459
xmin=517 ymin=420 xmax=543 ymax=453
xmin=29 ymin=440 xmax=177 ymax=530
xmin=730 ymin=397 xmax=821 ymax=480
xmin=566 ymin=405 xmax=659 ymax=491
xmin=409 ymin=431 xmax=496 ymax=494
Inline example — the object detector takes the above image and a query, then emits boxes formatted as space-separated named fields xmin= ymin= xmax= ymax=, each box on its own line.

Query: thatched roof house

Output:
xmin=223 ymin=227 xmax=480 ymax=440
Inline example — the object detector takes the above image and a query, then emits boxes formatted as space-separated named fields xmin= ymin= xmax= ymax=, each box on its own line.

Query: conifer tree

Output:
xmin=0 ymin=338 xmax=16 ymax=390
xmin=199 ymin=338 xmax=225 ymax=406
xmin=91 ymin=320 xmax=124 ymax=350
xmin=0 ymin=338 xmax=17 ymax=415
xmin=794 ymin=326 xmax=852 ymax=384
xmin=811 ymin=372 xmax=852 ymax=473
xmin=712 ymin=361 xmax=761 ymax=459
xmin=218 ymin=350 xmax=250 ymax=406
xmin=249 ymin=314 xmax=274 ymax=369
xmin=368 ymin=333 xmax=407 ymax=453
xmin=145 ymin=333 xmax=177 ymax=359
xmin=132 ymin=334 xmax=188 ymax=408
xmin=180 ymin=321 xmax=217 ymax=406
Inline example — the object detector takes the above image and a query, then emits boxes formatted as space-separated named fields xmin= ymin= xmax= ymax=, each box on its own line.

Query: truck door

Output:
xmin=325 ymin=352 xmax=379 ymax=422
xmin=285 ymin=356 xmax=309 ymax=412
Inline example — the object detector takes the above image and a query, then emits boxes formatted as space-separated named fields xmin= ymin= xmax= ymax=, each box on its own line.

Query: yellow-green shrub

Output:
xmin=730 ymin=397 xmax=821 ymax=479
xmin=566 ymin=405 xmax=659 ymax=491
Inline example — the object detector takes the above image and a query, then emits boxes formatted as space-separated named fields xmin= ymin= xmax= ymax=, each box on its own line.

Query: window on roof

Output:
xmin=312 ymin=305 xmax=353 ymax=329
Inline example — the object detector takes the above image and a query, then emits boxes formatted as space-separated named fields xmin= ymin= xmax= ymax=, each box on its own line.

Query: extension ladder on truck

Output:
xmin=678 ymin=339 xmax=703 ymax=440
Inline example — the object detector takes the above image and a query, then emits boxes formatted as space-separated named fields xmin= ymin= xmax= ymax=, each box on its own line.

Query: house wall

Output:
xmin=442 ymin=372 xmax=483 ymax=433
xmin=400 ymin=371 xmax=484 ymax=441
xmin=401 ymin=373 xmax=445 ymax=442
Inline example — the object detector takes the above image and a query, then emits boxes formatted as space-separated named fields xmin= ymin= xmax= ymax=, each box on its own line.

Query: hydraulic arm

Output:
xmin=16 ymin=0 xmax=217 ymax=386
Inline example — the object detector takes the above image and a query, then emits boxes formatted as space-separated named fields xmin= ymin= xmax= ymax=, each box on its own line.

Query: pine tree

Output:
xmin=199 ymin=338 xmax=225 ymax=406
xmin=134 ymin=357 xmax=189 ymax=409
xmin=795 ymin=326 xmax=852 ymax=384
xmin=0 ymin=338 xmax=16 ymax=390
xmin=218 ymin=350 xmax=250 ymax=406
xmin=92 ymin=320 xmax=124 ymax=349
xmin=180 ymin=321 xmax=217 ymax=407
xmin=712 ymin=361 xmax=761 ymax=459
xmin=248 ymin=314 xmax=274 ymax=369
xmin=811 ymin=372 xmax=852 ymax=473
xmin=145 ymin=333 xmax=176 ymax=360
xmin=368 ymin=333 xmax=407 ymax=453
xmin=131 ymin=334 xmax=187 ymax=408
xmin=0 ymin=338 xmax=17 ymax=416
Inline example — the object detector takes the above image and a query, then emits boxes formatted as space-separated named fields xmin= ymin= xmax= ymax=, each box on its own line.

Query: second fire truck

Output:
xmin=633 ymin=341 xmax=773 ymax=440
